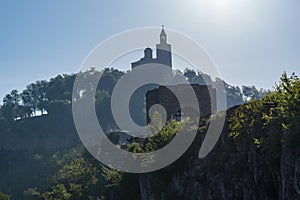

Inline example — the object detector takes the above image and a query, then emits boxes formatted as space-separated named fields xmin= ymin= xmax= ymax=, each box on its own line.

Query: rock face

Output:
xmin=138 ymin=110 xmax=300 ymax=200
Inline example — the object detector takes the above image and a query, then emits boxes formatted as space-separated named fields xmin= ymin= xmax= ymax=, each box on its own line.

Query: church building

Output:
xmin=131 ymin=26 xmax=172 ymax=69
xmin=129 ymin=26 xmax=217 ymax=124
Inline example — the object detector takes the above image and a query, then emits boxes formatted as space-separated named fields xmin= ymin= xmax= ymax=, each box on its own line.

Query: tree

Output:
xmin=102 ymin=166 xmax=123 ymax=200
xmin=21 ymin=81 xmax=49 ymax=115
xmin=183 ymin=68 xmax=212 ymax=85
xmin=102 ymin=167 xmax=123 ymax=188
xmin=215 ymin=78 xmax=244 ymax=108
xmin=0 ymin=192 xmax=10 ymax=200
xmin=184 ymin=68 xmax=197 ymax=83
xmin=46 ymin=74 xmax=75 ymax=102
xmin=242 ymin=85 xmax=260 ymax=101
xmin=43 ymin=184 xmax=71 ymax=200
xmin=229 ymin=72 xmax=300 ymax=198
xmin=98 ymin=68 xmax=124 ymax=94
xmin=23 ymin=188 xmax=42 ymax=200
xmin=3 ymin=89 xmax=20 ymax=106
xmin=1 ymin=89 xmax=21 ymax=120
xmin=46 ymin=158 xmax=99 ymax=200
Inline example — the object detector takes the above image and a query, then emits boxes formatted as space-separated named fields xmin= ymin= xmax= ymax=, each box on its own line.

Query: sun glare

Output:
xmin=211 ymin=0 xmax=239 ymax=19
xmin=188 ymin=0 xmax=241 ymax=21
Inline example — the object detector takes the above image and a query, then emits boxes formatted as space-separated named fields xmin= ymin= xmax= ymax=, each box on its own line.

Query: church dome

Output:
xmin=144 ymin=47 xmax=153 ymax=58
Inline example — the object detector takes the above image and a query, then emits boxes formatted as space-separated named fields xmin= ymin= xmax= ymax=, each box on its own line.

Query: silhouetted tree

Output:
xmin=1 ymin=89 xmax=21 ymax=120
xmin=242 ymin=85 xmax=260 ymax=101
xmin=22 ymin=81 xmax=48 ymax=115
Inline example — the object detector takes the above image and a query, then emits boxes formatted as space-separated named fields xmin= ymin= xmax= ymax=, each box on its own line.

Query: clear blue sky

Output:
xmin=0 ymin=0 xmax=299 ymax=100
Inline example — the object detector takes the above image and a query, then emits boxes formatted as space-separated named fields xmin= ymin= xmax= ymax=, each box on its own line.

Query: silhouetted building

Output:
xmin=146 ymin=84 xmax=216 ymax=123
xmin=131 ymin=26 xmax=172 ymax=69
xmin=130 ymin=26 xmax=217 ymax=125
xmin=129 ymin=26 xmax=173 ymax=126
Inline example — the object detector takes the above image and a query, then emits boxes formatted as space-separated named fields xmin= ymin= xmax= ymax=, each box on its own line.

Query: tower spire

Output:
xmin=160 ymin=25 xmax=167 ymax=43
xmin=156 ymin=25 xmax=172 ymax=68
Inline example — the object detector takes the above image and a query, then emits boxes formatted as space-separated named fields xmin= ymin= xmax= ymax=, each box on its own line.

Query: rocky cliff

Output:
xmin=138 ymin=107 xmax=300 ymax=200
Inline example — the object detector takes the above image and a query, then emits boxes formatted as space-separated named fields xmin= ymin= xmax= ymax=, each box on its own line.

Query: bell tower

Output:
xmin=156 ymin=25 xmax=172 ymax=68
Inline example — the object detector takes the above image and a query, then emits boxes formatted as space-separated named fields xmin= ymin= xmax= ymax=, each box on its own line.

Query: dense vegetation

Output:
xmin=226 ymin=72 xmax=300 ymax=199
xmin=0 ymin=67 xmax=266 ymax=130
xmin=1 ymin=68 xmax=296 ymax=199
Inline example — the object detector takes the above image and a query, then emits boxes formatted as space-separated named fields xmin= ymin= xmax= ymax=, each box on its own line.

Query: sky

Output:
xmin=0 ymin=0 xmax=299 ymax=100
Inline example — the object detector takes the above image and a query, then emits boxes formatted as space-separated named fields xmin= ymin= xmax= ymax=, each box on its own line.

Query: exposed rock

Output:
xmin=139 ymin=108 xmax=300 ymax=200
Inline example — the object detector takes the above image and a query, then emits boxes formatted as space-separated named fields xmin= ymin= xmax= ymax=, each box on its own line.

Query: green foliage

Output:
xmin=53 ymin=158 xmax=98 ymax=186
xmin=0 ymin=67 xmax=264 ymax=133
xmin=23 ymin=80 xmax=49 ymax=115
xmin=126 ymin=112 xmax=198 ymax=172
xmin=40 ymin=147 xmax=141 ymax=199
xmin=0 ymin=67 xmax=124 ymax=123
xmin=23 ymin=188 xmax=42 ymax=200
xmin=101 ymin=166 xmax=123 ymax=188
xmin=1 ymin=68 xmax=298 ymax=199
xmin=229 ymin=100 xmax=264 ymax=145
xmin=126 ymin=111 xmax=183 ymax=155
xmin=47 ymin=99 xmax=71 ymax=115
xmin=43 ymin=184 xmax=71 ymax=200
xmin=1 ymin=89 xmax=21 ymax=121
xmin=229 ymin=72 xmax=300 ymax=171
xmin=0 ymin=192 xmax=10 ymax=200
xmin=46 ymin=74 xmax=75 ymax=102
xmin=146 ymin=120 xmax=181 ymax=152
xmin=273 ymin=72 xmax=300 ymax=148
xmin=51 ymin=147 xmax=84 ymax=167
xmin=47 ymin=158 xmax=99 ymax=199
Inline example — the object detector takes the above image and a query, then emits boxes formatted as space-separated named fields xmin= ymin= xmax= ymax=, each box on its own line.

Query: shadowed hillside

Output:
xmin=0 ymin=69 xmax=288 ymax=200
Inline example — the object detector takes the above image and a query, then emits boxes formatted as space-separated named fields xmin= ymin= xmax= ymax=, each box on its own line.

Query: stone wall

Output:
xmin=146 ymin=84 xmax=216 ymax=123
